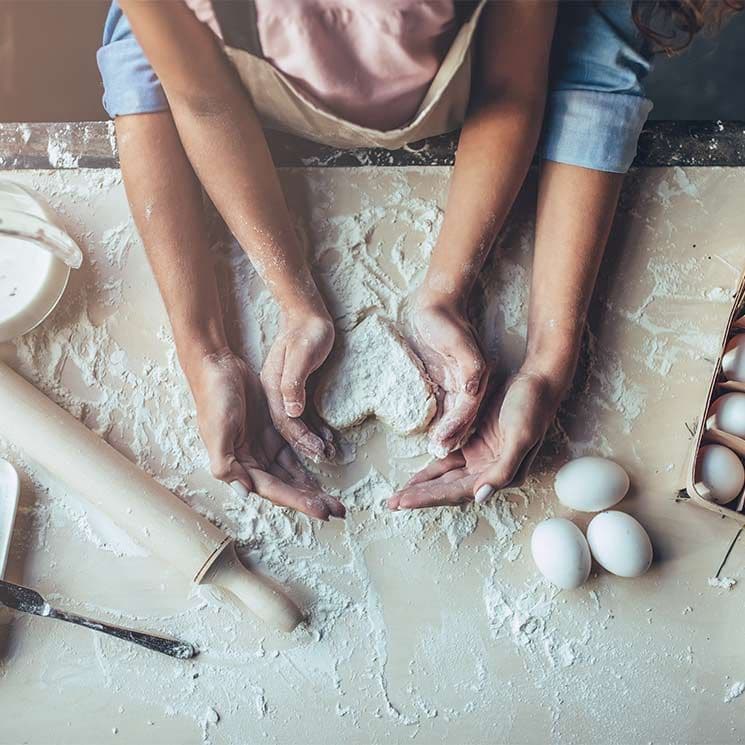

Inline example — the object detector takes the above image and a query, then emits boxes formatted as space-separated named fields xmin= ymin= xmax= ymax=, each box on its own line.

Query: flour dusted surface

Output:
xmin=315 ymin=314 xmax=436 ymax=435
xmin=1 ymin=165 xmax=744 ymax=744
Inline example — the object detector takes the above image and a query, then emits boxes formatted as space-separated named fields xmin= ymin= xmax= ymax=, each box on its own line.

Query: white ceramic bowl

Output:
xmin=0 ymin=182 xmax=78 ymax=342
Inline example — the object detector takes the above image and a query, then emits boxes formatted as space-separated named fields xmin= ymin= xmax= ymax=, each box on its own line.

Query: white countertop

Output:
xmin=0 ymin=164 xmax=744 ymax=744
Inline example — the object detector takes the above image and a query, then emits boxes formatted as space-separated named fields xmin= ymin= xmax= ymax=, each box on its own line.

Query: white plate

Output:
xmin=0 ymin=181 xmax=78 ymax=342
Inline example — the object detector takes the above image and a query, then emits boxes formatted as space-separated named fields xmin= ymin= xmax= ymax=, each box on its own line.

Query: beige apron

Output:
xmin=221 ymin=0 xmax=487 ymax=150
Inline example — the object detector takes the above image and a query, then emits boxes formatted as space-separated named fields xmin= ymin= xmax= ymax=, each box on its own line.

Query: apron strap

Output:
xmin=211 ymin=0 xmax=264 ymax=58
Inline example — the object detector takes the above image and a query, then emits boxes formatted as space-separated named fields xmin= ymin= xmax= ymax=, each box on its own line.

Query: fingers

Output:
xmin=248 ymin=468 xmax=340 ymax=521
xmin=389 ymin=471 xmax=475 ymax=510
xmin=430 ymin=364 xmax=489 ymax=456
xmin=276 ymin=444 xmax=316 ymax=487
xmin=472 ymin=371 xmax=557 ymax=502
xmin=277 ymin=316 xmax=334 ymax=418
xmin=209 ymin=451 xmax=254 ymax=498
xmin=306 ymin=410 xmax=337 ymax=460
xmin=280 ymin=336 xmax=320 ymax=418
xmin=455 ymin=339 xmax=487 ymax=398
xmin=429 ymin=392 xmax=481 ymax=456
xmin=510 ymin=439 xmax=542 ymax=487
xmin=276 ymin=446 xmax=346 ymax=519
xmin=404 ymin=451 xmax=466 ymax=488
xmin=261 ymin=361 xmax=328 ymax=462
xmin=276 ymin=411 xmax=328 ymax=462
xmin=387 ymin=493 xmax=403 ymax=511
xmin=473 ymin=436 xmax=543 ymax=503
xmin=205 ymin=415 xmax=255 ymax=494
xmin=428 ymin=333 xmax=488 ymax=457
xmin=261 ymin=335 xmax=338 ymax=462
xmin=320 ymin=493 xmax=347 ymax=519
xmin=428 ymin=318 xmax=486 ymax=395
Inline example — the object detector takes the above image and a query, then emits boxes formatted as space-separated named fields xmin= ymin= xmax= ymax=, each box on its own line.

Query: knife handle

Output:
xmin=48 ymin=608 xmax=197 ymax=659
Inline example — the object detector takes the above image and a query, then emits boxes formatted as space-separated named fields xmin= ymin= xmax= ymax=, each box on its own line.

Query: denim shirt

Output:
xmin=97 ymin=0 xmax=654 ymax=174
xmin=541 ymin=1 xmax=654 ymax=172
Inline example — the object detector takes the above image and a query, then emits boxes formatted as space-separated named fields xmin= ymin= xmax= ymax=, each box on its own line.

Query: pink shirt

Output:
xmin=184 ymin=0 xmax=458 ymax=130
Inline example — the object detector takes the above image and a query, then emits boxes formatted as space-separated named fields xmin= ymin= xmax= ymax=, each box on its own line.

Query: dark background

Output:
xmin=0 ymin=0 xmax=743 ymax=122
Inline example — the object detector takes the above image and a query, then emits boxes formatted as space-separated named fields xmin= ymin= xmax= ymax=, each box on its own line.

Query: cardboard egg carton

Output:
xmin=686 ymin=277 xmax=745 ymax=524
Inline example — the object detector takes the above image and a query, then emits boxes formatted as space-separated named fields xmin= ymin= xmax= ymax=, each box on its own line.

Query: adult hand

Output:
xmin=260 ymin=311 xmax=337 ymax=462
xmin=388 ymin=370 xmax=563 ymax=510
xmin=192 ymin=349 xmax=344 ymax=520
xmin=411 ymin=300 xmax=489 ymax=457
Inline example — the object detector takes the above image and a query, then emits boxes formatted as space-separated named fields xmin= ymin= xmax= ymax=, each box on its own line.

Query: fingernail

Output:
xmin=475 ymin=484 xmax=495 ymax=504
xmin=285 ymin=401 xmax=303 ymax=417
xmin=231 ymin=481 xmax=249 ymax=499
xmin=465 ymin=379 xmax=479 ymax=395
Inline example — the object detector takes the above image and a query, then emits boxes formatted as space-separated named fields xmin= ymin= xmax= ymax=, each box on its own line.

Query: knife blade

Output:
xmin=0 ymin=579 xmax=197 ymax=659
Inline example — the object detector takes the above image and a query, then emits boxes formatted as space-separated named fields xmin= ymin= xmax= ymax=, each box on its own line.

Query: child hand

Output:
xmin=388 ymin=370 xmax=562 ymax=510
xmin=260 ymin=311 xmax=337 ymax=462
xmin=191 ymin=350 xmax=344 ymax=520
xmin=412 ymin=298 xmax=489 ymax=457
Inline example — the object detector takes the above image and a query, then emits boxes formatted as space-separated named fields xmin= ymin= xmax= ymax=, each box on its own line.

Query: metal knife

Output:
xmin=0 ymin=579 xmax=197 ymax=660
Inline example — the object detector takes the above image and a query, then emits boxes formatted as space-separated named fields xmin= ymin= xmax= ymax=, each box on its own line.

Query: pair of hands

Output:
xmin=388 ymin=301 xmax=560 ymax=509
xmin=191 ymin=313 xmax=345 ymax=521
xmin=192 ymin=301 xmax=564 ymax=520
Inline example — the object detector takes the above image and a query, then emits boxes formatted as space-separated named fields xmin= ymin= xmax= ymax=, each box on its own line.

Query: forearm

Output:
xmin=119 ymin=0 xmax=324 ymax=318
xmin=116 ymin=112 xmax=228 ymax=378
xmin=523 ymin=161 xmax=624 ymax=387
xmin=420 ymin=95 xmax=545 ymax=308
xmin=168 ymin=90 xmax=325 ymax=317
xmin=419 ymin=0 xmax=555 ymax=310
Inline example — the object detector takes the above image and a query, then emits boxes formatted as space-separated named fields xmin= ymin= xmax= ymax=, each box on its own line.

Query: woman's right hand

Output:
xmin=189 ymin=349 xmax=345 ymax=521
xmin=412 ymin=297 xmax=489 ymax=457
xmin=260 ymin=310 xmax=337 ymax=463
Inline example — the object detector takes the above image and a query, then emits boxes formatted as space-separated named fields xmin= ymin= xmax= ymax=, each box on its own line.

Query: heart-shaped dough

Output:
xmin=315 ymin=314 xmax=436 ymax=435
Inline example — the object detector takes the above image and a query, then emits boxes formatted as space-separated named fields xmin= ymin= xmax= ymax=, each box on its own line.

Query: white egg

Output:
xmin=586 ymin=511 xmax=653 ymax=578
xmin=554 ymin=456 xmax=629 ymax=512
xmin=530 ymin=518 xmax=591 ymax=590
xmin=722 ymin=335 xmax=745 ymax=382
xmin=708 ymin=393 xmax=745 ymax=438
xmin=696 ymin=444 xmax=745 ymax=505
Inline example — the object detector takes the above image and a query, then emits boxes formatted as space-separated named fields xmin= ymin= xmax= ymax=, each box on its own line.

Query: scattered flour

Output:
xmin=1 ymin=166 xmax=740 ymax=743
xmin=201 ymin=706 xmax=220 ymax=741
xmin=46 ymin=126 xmax=81 ymax=169
xmin=708 ymin=576 xmax=737 ymax=590
xmin=706 ymin=287 xmax=733 ymax=303
xmin=315 ymin=313 xmax=436 ymax=435
xmin=724 ymin=681 xmax=745 ymax=703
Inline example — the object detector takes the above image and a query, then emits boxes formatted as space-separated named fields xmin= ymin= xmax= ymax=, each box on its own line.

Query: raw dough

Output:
xmin=315 ymin=314 xmax=437 ymax=436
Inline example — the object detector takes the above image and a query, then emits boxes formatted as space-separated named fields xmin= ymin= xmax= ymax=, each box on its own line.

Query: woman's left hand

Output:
xmin=388 ymin=369 xmax=565 ymax=510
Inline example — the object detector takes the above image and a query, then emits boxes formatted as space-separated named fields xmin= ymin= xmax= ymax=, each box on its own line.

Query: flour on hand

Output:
xmin=315 ymin=313 xmax=437 ymax=436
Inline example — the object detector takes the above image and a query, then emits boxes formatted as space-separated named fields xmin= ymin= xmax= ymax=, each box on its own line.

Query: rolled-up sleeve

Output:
xmin=97 ymin=1 xmax=170 ymax=118
xmin=540 ymin=0 xmax=654 ymax=173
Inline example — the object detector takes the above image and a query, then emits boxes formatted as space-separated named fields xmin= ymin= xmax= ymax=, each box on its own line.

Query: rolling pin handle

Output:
xmin=203 ymin=544 xmax=303 ymax=633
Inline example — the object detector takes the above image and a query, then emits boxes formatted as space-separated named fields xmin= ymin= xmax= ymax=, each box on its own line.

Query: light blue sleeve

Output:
xmin=540 ymin=0 xmax=654 ymax=173
xmin=97 ymin=1 xmax=169 ymax=118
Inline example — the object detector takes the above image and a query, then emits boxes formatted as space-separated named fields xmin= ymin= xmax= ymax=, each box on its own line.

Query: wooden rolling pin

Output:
xmin=0 ymin=362 xmax=302 ymax=632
